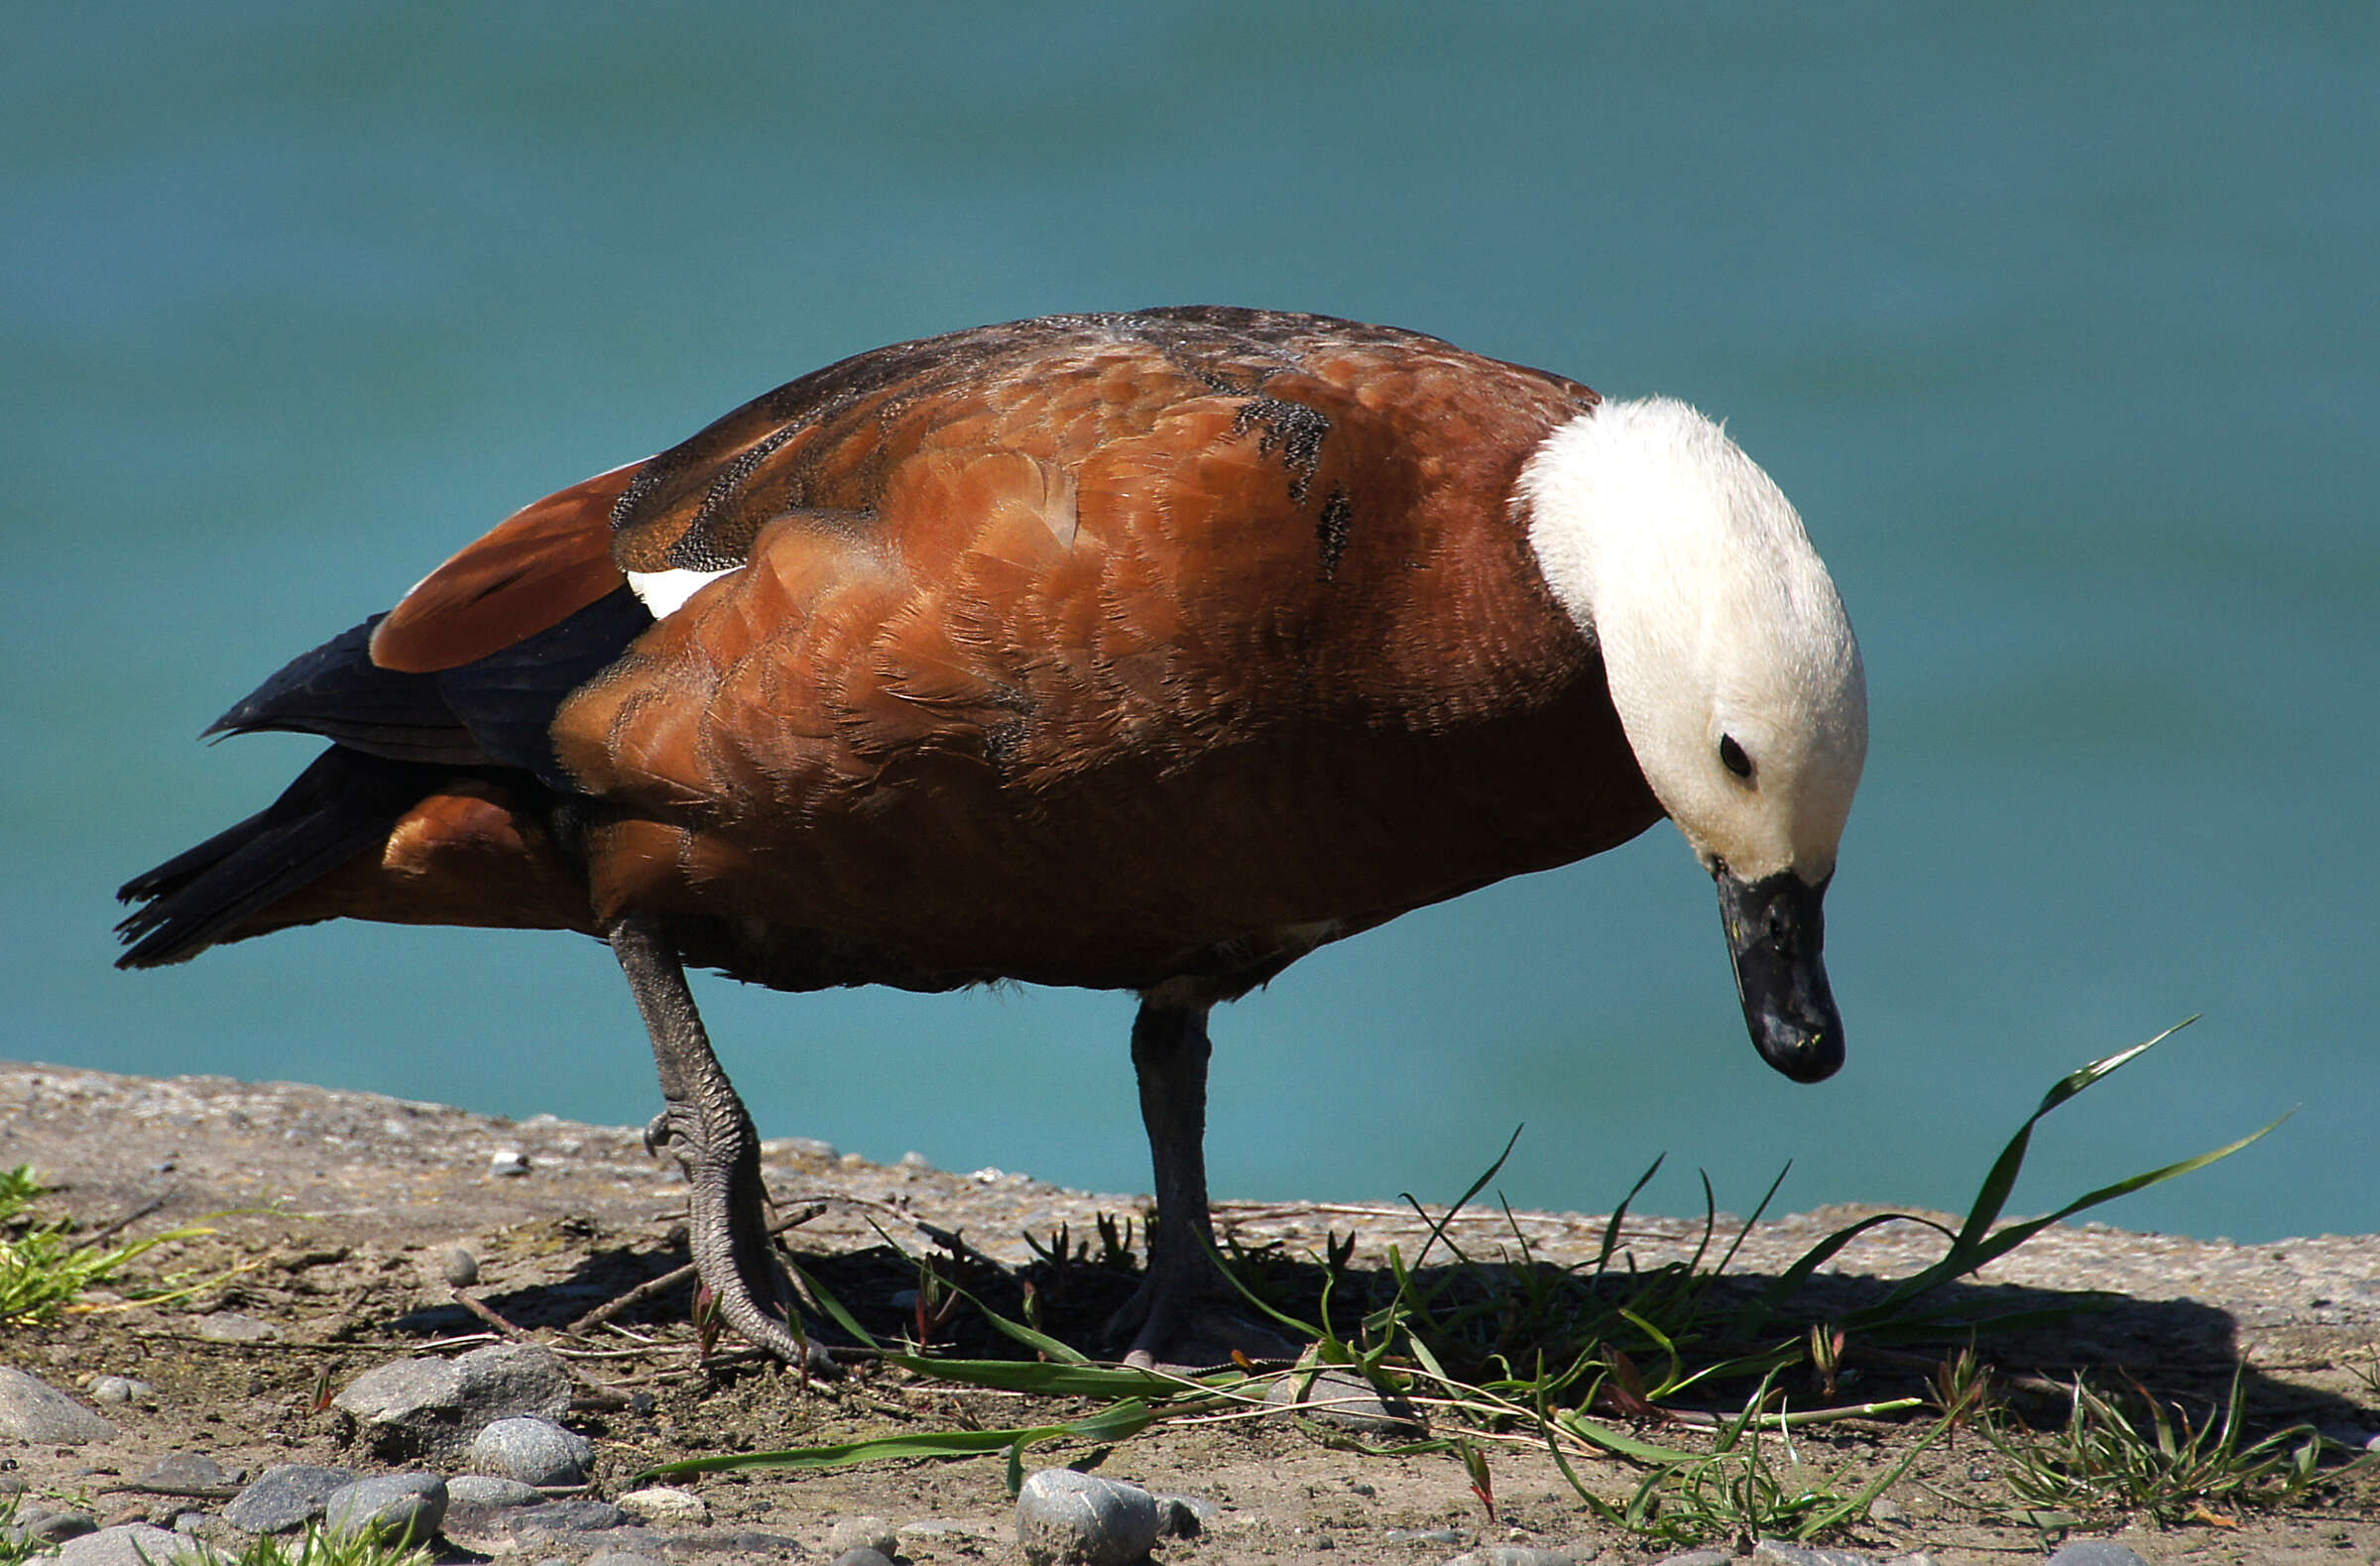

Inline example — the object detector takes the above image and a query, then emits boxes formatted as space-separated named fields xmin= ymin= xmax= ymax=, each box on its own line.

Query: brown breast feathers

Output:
xmin=549 ymin=308 xmax=1660 ymax=993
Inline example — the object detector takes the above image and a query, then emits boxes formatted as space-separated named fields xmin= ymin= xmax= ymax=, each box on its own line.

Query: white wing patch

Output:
xmin=628 ymin=565 xmax=744 ymax=618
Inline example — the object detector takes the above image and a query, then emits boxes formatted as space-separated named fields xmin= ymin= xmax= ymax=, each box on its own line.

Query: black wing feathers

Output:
xmin=203 ymin=588 xmax=651 ymax=787
xmin=206 ymin=616 xmax=483 ymax=766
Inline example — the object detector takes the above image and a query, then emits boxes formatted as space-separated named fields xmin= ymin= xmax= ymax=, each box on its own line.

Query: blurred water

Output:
xmin=6 ymin=5 xmax=2375 ymax=1245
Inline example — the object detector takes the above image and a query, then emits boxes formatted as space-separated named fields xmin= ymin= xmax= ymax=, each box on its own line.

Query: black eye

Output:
xmin=1719 ymin=734 xmax=1753 ymax=781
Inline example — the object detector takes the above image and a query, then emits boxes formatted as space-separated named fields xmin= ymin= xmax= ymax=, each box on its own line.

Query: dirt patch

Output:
xmin=4 ymin=1061 xmax=2375 ymax=1563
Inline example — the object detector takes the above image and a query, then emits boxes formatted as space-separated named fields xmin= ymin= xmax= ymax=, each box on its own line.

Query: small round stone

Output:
xmin=2043 ymin=1543 xmax=2156 ymax=1566
xmin=470 ymin=1415 xmax=597 ymax=1487
xmin=223 ymin=1465 xmax=358 ymax=1534
xmin=1014 ymin=1469 xmax=1161 ymax=1566
xmin=1152 ymin=1494 xmax=1218 ymax=1538
xmin=444 ymin=1475 xmax=543 ymax=1508
xmin=87 ymin=1377 xmax=153 ymax=1405
xmin=0 ymin=1367 xmax=117 ymax=1445
xmin=1262 ymin=1367 xmax=1422 ymax=1436
xmin=139 ymin=1453 xmax=239 ymax=1493
xmin=825 ymin=1515 xmax=898 ymax=1557
xmin=322 ymin=1473 xmax=447 ymax=1547
xmin=615 ymin=1487 xmax=708 ymax=1527
xmin=830 ymin=1551 xmax=895 ymax=1566
xmin=193 ymin=1311 xmax=280 ymax=1344
xmin=55 ymin=1522 xmax=205 ymax=1566
xmin=441 ymin=1247 xmax=481 ymax=1286
xmin=12 ymin=1508 xmax=100 ymax=1545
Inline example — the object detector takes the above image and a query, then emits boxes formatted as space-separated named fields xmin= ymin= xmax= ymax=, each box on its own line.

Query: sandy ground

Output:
xmin=3 ymin=1060 xmax=2375 ymax=1564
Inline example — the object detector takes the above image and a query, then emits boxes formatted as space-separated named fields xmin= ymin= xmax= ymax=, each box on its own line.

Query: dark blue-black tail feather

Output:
xmin=117 ymin=585 xmax=647 ymax=966
xmin=113 ymin=748 xmax=453 ymax=967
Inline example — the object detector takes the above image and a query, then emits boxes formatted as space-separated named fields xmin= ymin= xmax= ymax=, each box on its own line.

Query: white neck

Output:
xmin=1517 ymin=397 xmax=1866 ymax=882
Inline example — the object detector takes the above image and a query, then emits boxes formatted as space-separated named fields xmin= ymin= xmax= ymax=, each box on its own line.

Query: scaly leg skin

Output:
xmin=1109 ymin=995 xmax=1303 ymax=1372
xmin=609 ymin=914 xmax=831 ymax=1372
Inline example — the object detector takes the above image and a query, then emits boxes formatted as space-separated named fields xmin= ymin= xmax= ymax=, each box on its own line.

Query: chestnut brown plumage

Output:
xmin=117 ymin=307 xmax=1866 ymax=1368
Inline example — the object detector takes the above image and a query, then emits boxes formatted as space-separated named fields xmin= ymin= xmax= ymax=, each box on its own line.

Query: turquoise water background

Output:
xmin=7 ymin=7 xmax=2375 ymax=1245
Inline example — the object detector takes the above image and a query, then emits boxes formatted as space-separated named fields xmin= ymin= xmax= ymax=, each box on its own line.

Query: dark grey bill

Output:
xmin=1715 ymin=866 xmax=1844 ymax=1083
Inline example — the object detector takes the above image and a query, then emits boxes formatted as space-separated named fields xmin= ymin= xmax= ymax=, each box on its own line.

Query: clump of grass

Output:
xmin=1577 ymin=1365 xmax=1953 ymax=1548
xmin=7 ymin=1516 xmax=437 ymax=1566
xmin=1984 ymin=1370 xmax=2372 ymax=1527
xmin=0 ymin=1492 xmax=37 ymax=1566
xmin=0 ymin=1165 xmax=216 ymax=1325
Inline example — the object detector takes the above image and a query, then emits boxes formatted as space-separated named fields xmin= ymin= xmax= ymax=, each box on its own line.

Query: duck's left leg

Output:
xmin=609 ymin=913 xmax=829 ymax=1370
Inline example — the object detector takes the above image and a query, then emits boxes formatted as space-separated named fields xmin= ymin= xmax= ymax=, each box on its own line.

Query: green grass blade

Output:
xmin=788 ymin=1258 xmax=880 ymax=1351
xmin=946 ymin=1288 xmax=1094 ymax=1364
xmin=1860 ymin=1110 xmax=2280 ymax=1320
xmin=1594 ymin=1153 xmax=1666 ymax=1270
xmin=1726 ymin=1211 xmax=1936 ymax=1341
xmin=884 ymin=1355 xmax=1207 ymax=1397
xmin=635 ymin=1397 xmax=1163 ymax=1480
xmin=1556 ymin=1409 xmax=1704 ymax=1465
xmin=1401 ymin=1125 xmax=1522 ymax=1270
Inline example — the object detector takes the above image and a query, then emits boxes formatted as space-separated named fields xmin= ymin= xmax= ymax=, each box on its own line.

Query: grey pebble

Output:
xmin=1015 ymin=1468 xmax=1162 ymax=1566
xmin=1752 ymin=1543 xmax=1887 ymax=1566
xmin=0 ymin=1365 xmax=117 ymax=1444
xmin=584 ymin=1554 xmax=669 ymax=1566
xmin=333 ymin=1341 xmax=573 ymax=1461
xmin=441 ymin=1246 xmax=481 ymax=1286
xmin=614 ymin=1486 xmax=707 ymax=1527
xmin=192 ymin=1311 xmax=281 ymax=1344
xmin=471 ymin=1414 xmax=597 ymax=1486
xmin=1153 ymin=1492 xmax=1218 ymax=1538
xmin=5 ymin=1507 xmax=100 ymax=1546
xmin=322 ymin=1473 xmax=448 ymax=1547
xmin=1446 ymin=1548 xmax=1582 ymax=1566
xmin=57 ymin=1523 xmax=215 ymax=1566
xmin=690 ymin=1530 xmax=806 ymax=1555
xmin=88 ymin=1376 xmax=154 ymax=1405
xmin=223 ymin=1465 xmax=358 ymax=1533
xmin=826 ymin=1514 xmax=899 ymax=1557
xmin=135 ymin=1453 xmax=242 ymax=1496
xmin=2045 ymin=1544 xmax=2155 ymax=1566
xmin=1647 ymin=1552 xmax=1733 ymax=1566
xmin=829 ymin=1552 xmax=895 ymax=1566
xmin=476 ymin=1499 xmax=631 ymax=1540
xmin=1386 ymin=1526 xmax=1469 ymax=1545
xmin=1263 ymin=1366 xmax=1423 ymax=1437
xmin=445 ymin=1474 xmax=544 ymax=1507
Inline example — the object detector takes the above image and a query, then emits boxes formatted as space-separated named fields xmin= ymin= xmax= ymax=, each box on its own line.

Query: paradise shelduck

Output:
xmin=116 ymin=306 xmax=1867 ymax=1369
